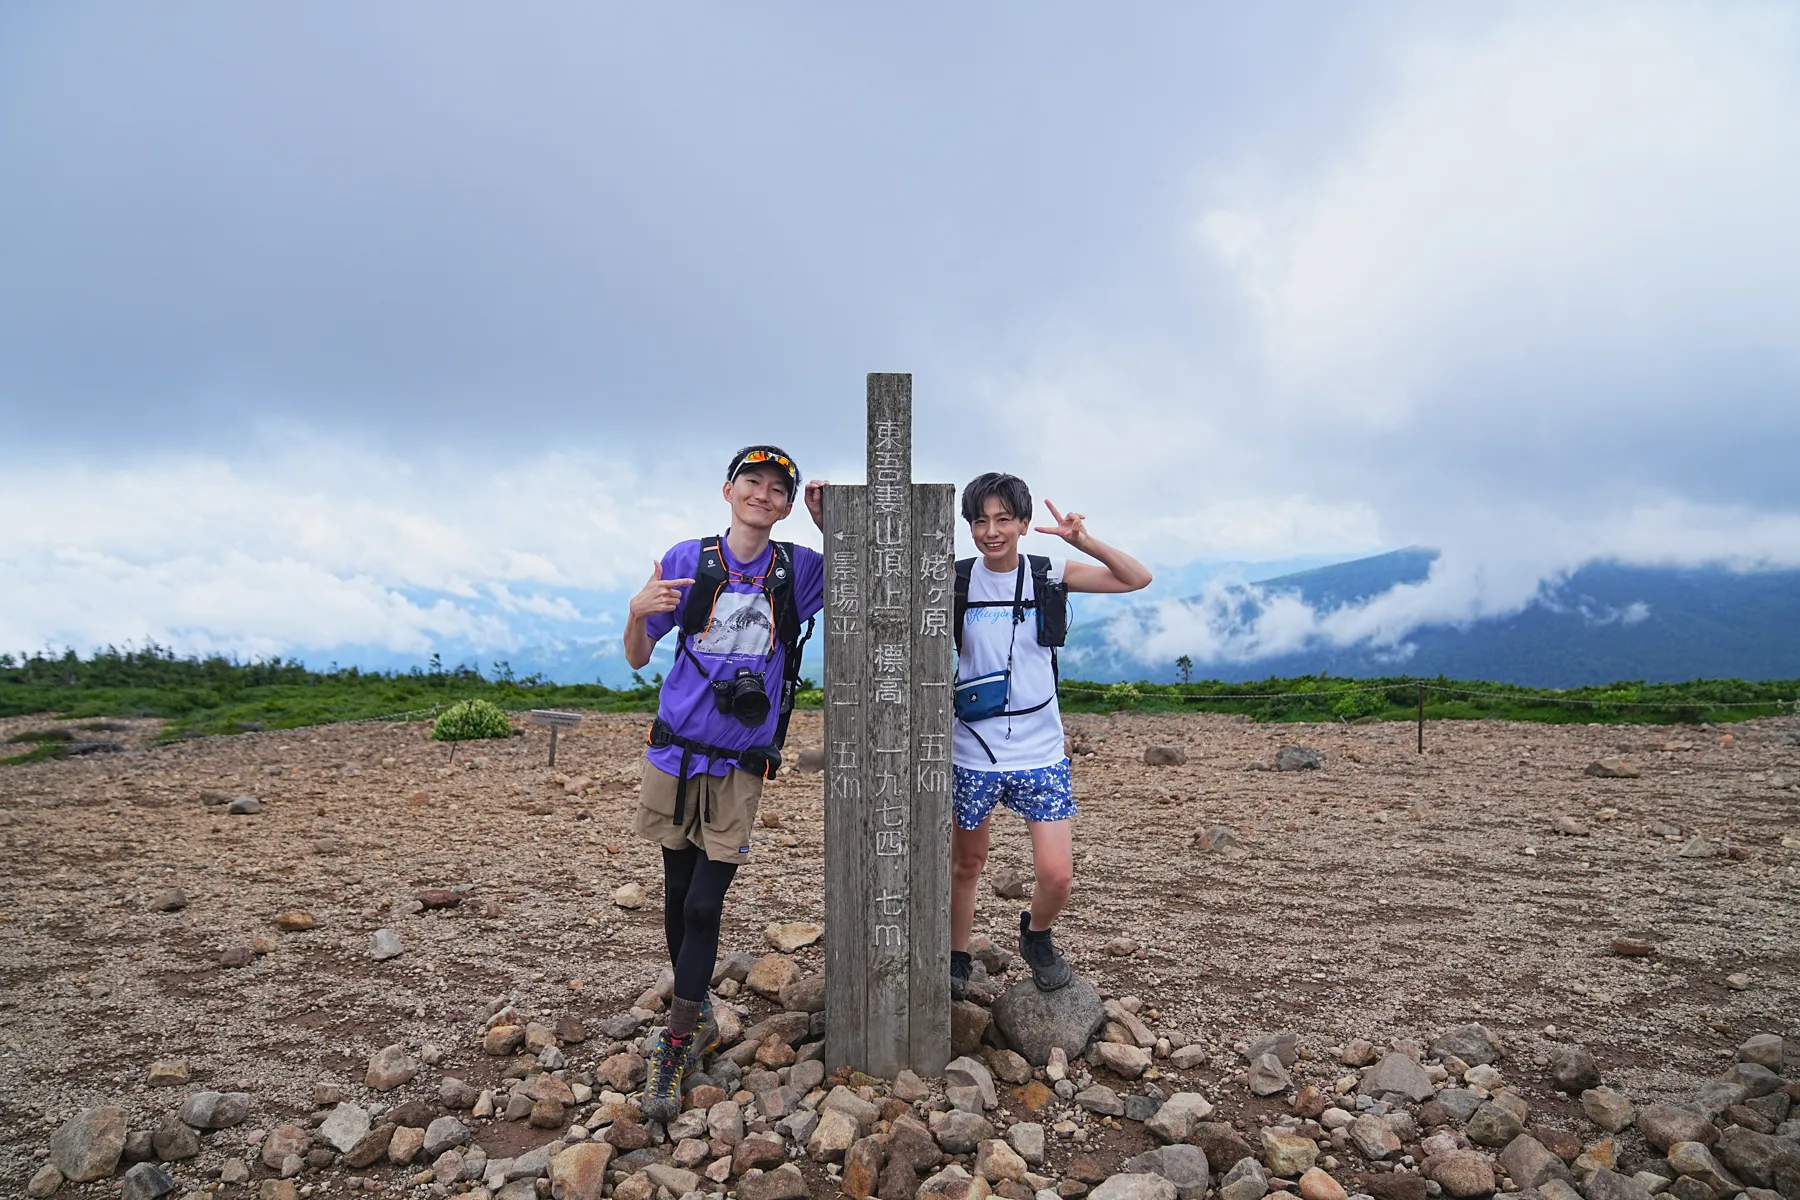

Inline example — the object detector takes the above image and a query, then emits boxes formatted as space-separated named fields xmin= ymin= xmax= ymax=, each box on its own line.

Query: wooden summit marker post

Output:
xmin=823 ymin=373 xmax=954 ymax=1079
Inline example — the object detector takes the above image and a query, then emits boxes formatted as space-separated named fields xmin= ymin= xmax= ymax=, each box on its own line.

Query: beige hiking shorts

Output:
xmin=633 ymin=759 xmax=763 ymax=864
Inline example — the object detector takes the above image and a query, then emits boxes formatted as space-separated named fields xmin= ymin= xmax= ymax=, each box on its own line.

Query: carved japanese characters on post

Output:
xmin=823 ymin=373 xmax=953 ymax=1079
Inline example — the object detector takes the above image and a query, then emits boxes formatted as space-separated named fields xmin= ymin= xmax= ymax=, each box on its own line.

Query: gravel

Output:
xmin=1 ymin=708 xmax=1797 ymax=1196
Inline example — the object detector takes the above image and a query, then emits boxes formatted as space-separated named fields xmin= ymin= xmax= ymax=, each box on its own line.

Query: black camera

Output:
xmin=711 ymin=667 xmax=771 ymax=726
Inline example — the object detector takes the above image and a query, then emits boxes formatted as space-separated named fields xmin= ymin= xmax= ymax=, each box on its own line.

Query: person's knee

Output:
xmin=682 ymin=896 xmax=724 ymax=936
xmin=1034 ymin=857 xmax=1073 ymax=896
xmin=951 ymin=842 xmax=988 ymax=881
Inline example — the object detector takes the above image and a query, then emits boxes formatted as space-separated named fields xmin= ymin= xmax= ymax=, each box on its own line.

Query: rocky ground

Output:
xmin=1 ymin=709 xmax=1797 ymax=1200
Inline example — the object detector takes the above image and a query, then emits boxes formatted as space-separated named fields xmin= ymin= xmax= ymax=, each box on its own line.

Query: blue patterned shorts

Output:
xmin=952 ymin=759 xmax=1077 ymax=830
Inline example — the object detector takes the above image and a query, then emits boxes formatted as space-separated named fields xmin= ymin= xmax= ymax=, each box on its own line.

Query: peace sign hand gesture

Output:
xmin=1033 ymin=500 xmax=1092 ymax=551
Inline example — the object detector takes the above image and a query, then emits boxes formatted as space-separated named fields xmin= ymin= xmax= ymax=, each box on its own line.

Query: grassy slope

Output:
xmin=4 ymin=648 xmax=1795 ymax=764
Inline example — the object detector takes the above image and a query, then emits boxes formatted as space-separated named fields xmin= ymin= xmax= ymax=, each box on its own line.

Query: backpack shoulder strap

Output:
xmin=678 ymin=537 xmax=728 ymax=640
xmin=1027 ymin=554 xmax=1053 ymax=592
xmin=768 ymin=541 xmax=814 ymax=752
xmin=768 ymin=541 xmax=801 ymax=651
xmin=953 ymin=558 xmax=975 ymax=655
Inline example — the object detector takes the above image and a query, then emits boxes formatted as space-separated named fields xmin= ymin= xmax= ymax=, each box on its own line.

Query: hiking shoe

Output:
xmin=1018 ymin=910 xmax=1073 ymax=992
xmin=692 ymin=998 xmax=721 ymax=1060
xmin=640 ymin=1028 xmax=694 ymax=1124
xmin=950 ymin=950 xmax=973 ymax=1001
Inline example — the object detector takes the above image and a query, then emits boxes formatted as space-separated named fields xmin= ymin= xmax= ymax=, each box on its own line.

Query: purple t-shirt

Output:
xmin=645 ymin=535 xmax=825 ymax=777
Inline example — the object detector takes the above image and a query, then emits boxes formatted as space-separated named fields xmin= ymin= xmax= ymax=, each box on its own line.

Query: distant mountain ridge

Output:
xmin=290 ymin=550 xmax=1800 ymax=689
xmin=1062 ymin=550 xmax=1800 ymax=687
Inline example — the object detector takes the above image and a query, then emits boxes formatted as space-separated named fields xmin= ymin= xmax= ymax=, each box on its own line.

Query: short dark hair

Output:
xmin=961 ymin=472 xmax=1032 ymax=524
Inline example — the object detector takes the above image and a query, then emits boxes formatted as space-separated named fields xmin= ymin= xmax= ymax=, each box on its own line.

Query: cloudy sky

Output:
xmin=4 ymin=2 xmax=1799 ymax=678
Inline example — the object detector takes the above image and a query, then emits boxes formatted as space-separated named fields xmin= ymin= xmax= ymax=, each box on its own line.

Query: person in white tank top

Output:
xmin=949 ymin=473 xmax=1152 ymax=996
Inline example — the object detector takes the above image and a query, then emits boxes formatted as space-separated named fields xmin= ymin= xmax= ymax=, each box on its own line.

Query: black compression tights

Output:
xmin=662 ymin=844 xmax=739 ymax=1003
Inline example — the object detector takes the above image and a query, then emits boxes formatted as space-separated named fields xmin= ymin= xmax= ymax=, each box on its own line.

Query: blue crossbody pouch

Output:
xmin=954 ymin=670 xmax=1011 ymax=723
xmin=953 ymin=563 xmax=1057 ymax=763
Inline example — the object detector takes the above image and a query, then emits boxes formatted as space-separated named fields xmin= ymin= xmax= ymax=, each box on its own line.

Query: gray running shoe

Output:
xmin=1018 ymin=910 xmax=1073 ymax=992
xmin=950 ymin=950 xmax=973 ymax=1001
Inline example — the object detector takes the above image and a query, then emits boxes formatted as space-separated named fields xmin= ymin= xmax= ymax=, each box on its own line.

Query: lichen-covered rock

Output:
xmin=1261 ymin=1127 xmax=1318 ymax=1177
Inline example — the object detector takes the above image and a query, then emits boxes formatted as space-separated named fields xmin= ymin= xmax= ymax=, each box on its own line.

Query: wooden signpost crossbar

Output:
xmin=823 ymin=373 xmax=954 ymax=1078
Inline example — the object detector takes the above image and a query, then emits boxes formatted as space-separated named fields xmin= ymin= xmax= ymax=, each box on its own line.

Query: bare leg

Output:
xmin=950 ymin=820 xmax=991 ymax=951
xmin=1026 ymin=818 xmax=1074 ymax=931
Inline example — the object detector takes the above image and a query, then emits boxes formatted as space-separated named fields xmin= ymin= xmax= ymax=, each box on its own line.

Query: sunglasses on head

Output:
xmin=738 ymin=450 xmax=794 ymax=471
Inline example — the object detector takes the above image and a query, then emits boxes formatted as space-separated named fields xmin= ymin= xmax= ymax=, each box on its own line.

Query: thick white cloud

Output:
xmin=4 ymin=4 xmax=1799 ymax=673
xmin=1205 ymin=3 xmax=1800 ymax=431
xmin=985 ymin=2 xmax=1800 ymax=665
xmin=0 ymin=438 xmax=774 ymax=659
xmin=1112 ymin=501 xmax=1800 ymax=667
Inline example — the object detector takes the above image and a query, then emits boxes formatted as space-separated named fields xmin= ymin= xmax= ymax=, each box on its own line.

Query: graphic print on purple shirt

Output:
xmin=644 ymin=536 xmax=825 ymax=778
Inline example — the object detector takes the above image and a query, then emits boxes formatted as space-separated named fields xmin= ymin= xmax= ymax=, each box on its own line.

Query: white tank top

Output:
xmin=952 ymin=556 xmax=1068 ymax=772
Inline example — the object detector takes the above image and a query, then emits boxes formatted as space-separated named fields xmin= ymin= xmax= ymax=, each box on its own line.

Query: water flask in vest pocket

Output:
xmin=1035 ymin=578 xmax=1069 ymax=647
xmin=954 ymin=671 xmax=1010 ymax=722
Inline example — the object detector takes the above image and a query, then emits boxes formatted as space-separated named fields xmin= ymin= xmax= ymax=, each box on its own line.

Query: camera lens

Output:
xmin=730 ymin=670 xmax=771 ymax=725
xmin=713 ymin=667 xmax=770 ymax=726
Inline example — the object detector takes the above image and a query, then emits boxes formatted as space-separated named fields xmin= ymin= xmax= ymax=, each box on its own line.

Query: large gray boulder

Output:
xmin=1275 ymin=747 xmax=1321 ymax=771
xmin=1092 ymin=1174 xmax=1181 ymax=1200
xmin=1716 ymin=1127 xmax=1800 ymax=1194
xmin=318 ymin=1103 xmax=372 ymax=1154
xmin=991 ymin=974 xmax=1105 ymax=1066
xmin=1121 ymin=1145 xmax=1211 ymax=1200
xmin=1498 ymin=1135 xmax=1572 ymax=1190
xmin=178 ymin=1091 xmax=252 ymax=1130
xmin=1638 ymin=1104 xmax=1717 ymax=1150
xmin=1549 ymin=1046 xmax=1603 ymax=1094
xmin=1432 ymin=1024 xmax=1503 ymax=1067
xmin=1584 ymin=1169 xmax=1654 ymax=1200
xmin=120 ymin=1162 xmax=176 ymax=1200
xmin=49 ymin=1107 xmax=128 ymax=1182
xmin=1360 ymin=1052 xmax=1437 ymax=1102
xmin=1720 ymin=1063 xmax=1785 ymax=1099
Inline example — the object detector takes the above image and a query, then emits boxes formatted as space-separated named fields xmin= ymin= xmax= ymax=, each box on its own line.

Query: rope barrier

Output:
xmin=337 ymin=703 xmax=447 ymax=725
xmin=1055 ymin=682 xmax=1397 ymax=702
xmin=1052 ymin=679 xmax=1799 ymax=711
xmin=1418 ymin=683 xmax=1798 ymax=711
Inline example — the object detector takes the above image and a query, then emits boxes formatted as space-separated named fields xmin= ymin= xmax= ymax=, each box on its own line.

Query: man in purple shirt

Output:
xmin=624 ymin=445 xmax=825 ymax=1120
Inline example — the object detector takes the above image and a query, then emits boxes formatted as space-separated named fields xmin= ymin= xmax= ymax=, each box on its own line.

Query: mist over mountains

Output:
xmin=1064 ymin=550 xmax=1800 ymax=687
xmin=301 ymin=549 xmax=1800 ymax=690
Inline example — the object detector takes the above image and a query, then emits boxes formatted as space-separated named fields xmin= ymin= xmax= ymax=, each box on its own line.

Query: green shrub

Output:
xmin=1103 ymin=682 xmax=1140 ymax=711
xmin=1331 ymin=690 xmax=1386 ymax=719
xmin=431 ymin=699 xmax=514 ymax=742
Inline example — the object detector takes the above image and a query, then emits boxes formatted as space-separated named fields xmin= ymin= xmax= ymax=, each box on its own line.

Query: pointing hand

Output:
xmin=629 ymin=560 xmax=695 ymax=620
